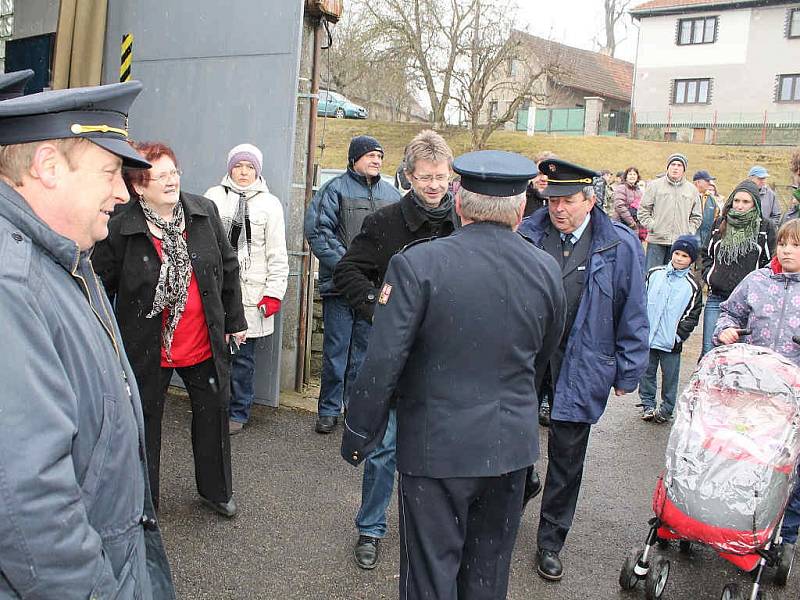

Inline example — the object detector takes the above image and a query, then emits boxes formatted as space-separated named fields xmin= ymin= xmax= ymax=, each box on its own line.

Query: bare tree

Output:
xmin=454 ymin=3 xmax=565 ymax=150
xmin=601 ymin=0 xmax=631 ymax=57
xmin=323 ymin=8 xmax=418 ymax=121
xmin=356 ymin=0 xmax=476 ymax=128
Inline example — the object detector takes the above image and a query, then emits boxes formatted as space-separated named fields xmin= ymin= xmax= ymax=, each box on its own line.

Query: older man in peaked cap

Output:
xmin=341 ymin=150 xmax=566 ymax=600
xmin=519 ymin=158 xmax=649 ymax=582
xmin=0 ymin=69 xmax=34 ymax=100
xmin=0 ymin=82 xmax=174 ymax=598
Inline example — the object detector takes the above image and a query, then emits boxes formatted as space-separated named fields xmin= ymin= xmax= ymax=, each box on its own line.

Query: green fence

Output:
xmin=534 ymin=108 xmax=585 ymax=134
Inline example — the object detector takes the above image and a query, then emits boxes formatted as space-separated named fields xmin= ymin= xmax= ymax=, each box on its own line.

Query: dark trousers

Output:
xmin=144 ymin=359 xmax=233 ymax=510
xmin=398 ymin=469 xmax=526 ymax=600
xmin=537 ymin=419 xmax=592 ymax=552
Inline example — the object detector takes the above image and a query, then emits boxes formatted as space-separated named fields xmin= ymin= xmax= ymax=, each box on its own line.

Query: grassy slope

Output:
xmin=315 ymin=118 xmax=797 ymax=205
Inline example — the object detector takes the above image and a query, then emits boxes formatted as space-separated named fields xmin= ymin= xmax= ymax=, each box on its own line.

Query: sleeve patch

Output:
xmin=378 ymin=283 xmax=393 ymax=305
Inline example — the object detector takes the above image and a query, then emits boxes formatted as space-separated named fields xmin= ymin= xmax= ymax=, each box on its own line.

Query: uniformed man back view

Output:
xmin=341 ymin=150 xmax=566 ymax=600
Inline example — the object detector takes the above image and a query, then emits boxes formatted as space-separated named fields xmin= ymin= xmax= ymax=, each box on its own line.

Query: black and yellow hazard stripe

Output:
xmin=120 ymin=34 xmax=133 ymax=82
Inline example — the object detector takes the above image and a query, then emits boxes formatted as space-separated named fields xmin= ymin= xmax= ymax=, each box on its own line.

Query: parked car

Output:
xmin=317 ymin=90 xmax=368 ymax=119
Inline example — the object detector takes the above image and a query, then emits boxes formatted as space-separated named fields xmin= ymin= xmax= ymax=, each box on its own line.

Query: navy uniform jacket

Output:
xmin=341 ymin=221 xmax=566 ymax=478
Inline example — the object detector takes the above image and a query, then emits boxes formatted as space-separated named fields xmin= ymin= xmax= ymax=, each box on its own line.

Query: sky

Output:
xmin=514 ymin=0 xmax=639 ymax=63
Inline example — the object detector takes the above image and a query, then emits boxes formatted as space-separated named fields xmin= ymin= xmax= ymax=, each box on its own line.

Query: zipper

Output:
xmin=773 ymin=276 xmax=791 ymax=353
xmin=72 ymin=269 xmax=121 ymax=359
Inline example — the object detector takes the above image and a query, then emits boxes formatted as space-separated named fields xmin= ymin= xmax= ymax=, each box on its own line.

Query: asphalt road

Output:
xmin=157 ymin=341 xmax=800 ymax=599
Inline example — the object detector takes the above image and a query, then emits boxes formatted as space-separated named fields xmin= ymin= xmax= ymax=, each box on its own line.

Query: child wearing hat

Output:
xmin=638 ymin=235 xmax=704 ymax=423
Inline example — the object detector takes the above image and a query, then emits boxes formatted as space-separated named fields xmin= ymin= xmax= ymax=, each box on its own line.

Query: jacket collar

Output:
xmin=399 ymin=190 xmax=458 ymax=232
xmin=347 ymin=167 xmax=376 ymax=188
xmin=519 ymin=205 xmax=620 ymax=253
xmin=0 ymin=180 xmax=81 ymax=273
xmin=118 ymin=192 xmax=208 ymax=235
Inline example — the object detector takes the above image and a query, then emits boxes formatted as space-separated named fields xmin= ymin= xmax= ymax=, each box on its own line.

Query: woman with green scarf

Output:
xmin=700 ymin=179 xmax=776 ymax=357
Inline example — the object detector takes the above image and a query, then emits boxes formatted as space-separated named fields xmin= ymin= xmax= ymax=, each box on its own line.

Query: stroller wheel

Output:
xmin=656 ymin=535 xmax=670 ymax=549
xmin=720 ymin=583 xmax=744 ymax=600
xmin=644 ymin=555 xmax=670 ymax=600
xmin=678 ymin=540 xmax=692 ymax=554
xmin=774 ymin=542 xmax=794 ymax=586
xmin=619 ymin=547 xmax=643 ymax=590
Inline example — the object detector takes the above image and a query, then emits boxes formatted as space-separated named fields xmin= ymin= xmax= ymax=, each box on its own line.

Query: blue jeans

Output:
xmin=230 ymin=337 xmax=258 ymax=423
xmin=638 ymin=348 xmax=682 ymax=416
xmin=781 ymin=468 xmax=800 ymax=544
xmin=318 ymin=295 xmax=371 ymax=417
xmin=356 ymin=409 xmax=397 ymax=538
xmin=701 ymin=293 xmax=724 ymax=359
xmin=645 ymin=243 xmax=671 ymax=272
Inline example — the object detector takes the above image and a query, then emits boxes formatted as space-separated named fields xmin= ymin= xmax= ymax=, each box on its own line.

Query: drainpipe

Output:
xmin=295 ymin=20 xmax=323 ymax=392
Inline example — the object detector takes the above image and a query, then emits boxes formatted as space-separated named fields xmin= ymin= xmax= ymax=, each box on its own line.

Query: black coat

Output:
xmin=333 ymin=191 xmax=459 ymax=321
xmin=93 ymin=193 xmax=247 ymax=408
xmin=341 ymin=222 xmax=566 ymax=478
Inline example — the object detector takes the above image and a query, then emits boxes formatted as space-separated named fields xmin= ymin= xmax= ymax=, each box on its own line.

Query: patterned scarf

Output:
xmin=718 ymin=207 xmax=761 ymax=265
xmin=140 ymin=199 xmax=192 ymax=359
xmin=220 ymin=175 xmax=265 ymax=270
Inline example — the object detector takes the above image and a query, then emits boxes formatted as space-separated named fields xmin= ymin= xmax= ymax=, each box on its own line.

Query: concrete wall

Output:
xmin=12 ymin=0 xmax=58 ymax=39
xmin=102 ymin=0 xmax=307 ymax=404
xmin=634 ymin=4 xmax=800 ymax=122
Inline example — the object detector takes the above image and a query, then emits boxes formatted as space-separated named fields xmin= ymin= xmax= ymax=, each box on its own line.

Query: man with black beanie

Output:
xmin=304 ymin=135 xmax=400 ymax=434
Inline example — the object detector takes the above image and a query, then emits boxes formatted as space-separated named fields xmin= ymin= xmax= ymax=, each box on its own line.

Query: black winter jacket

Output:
xmin=701 ymin=216 xmax=776 ymax=299
xmin=333 ymin=191 xmax=459 ymax=321
xmin=93 ymin=193 xmax=247 ymax=409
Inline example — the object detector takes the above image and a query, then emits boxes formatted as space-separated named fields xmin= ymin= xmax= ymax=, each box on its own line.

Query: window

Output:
xmin=789 ymin=8 xmax=800 ymax=38
xmin=489 ymin=100 xmax=498 ymax=120
xmin=677 ymin=16 xmax=717 ymax=45
xmin=673 ymin=78 xmax=711 ymax=104
xmin=777 ymin=74 xmax=800 ymax=102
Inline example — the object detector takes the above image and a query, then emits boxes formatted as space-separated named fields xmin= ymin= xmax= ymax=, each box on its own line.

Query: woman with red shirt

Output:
xmin=94 ymin=142 xmax=247 ymax=517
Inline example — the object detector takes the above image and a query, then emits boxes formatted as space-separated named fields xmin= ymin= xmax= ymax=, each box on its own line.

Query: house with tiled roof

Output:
xmin=629 ymin=0 xmax=800 ymax=144
xmin=483 ymin=31 xmax=634 ymax=136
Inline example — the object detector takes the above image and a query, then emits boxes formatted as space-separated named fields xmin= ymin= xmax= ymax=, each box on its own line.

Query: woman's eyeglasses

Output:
xmin=147 ymin=169 xmax=182 ymax=184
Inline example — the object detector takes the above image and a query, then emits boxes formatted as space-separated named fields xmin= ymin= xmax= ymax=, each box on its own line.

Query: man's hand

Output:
xmin=718 ymin=328 xmax=740 ymax=345
xmin=614 ymin=388 xmax=632 ymax=396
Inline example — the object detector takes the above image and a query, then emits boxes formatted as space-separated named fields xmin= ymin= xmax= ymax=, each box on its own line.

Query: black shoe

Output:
xmin=523 ymin=468 xmax=542 ymax=510
xmin=536 ymin=549 xmax=563 ymax=581
xmin=653 ymin=409 xmax=672 ymax=424
xmin=538 ymin=400 xmax=551 ymax=427
xmin=354 ymin=535 xmax=380 ymax=570
xmin=201 ymin=496 xmax=238 ymax=518
xmin=315 ymin=415 xmax=338 ymax=434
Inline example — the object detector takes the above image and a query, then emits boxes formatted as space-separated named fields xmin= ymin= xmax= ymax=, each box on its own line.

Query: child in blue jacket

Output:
xmin=639 ymin=235 xmax=704 ymax=423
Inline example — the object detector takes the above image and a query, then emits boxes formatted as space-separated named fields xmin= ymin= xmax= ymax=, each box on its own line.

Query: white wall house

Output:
xmin=630 ymin=0 xmax=800 ymax=142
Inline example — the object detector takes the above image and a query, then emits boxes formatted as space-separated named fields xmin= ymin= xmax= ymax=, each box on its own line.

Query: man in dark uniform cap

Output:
xmin=0 ymin=69 xmax=34 ymax=100
xmin=0 ymin=82 xmax=174 ymax=597
xmin=518 ymin=159 xmax=649 ymax=582
xmin=341 ymin=150 xmax=566 ymax=600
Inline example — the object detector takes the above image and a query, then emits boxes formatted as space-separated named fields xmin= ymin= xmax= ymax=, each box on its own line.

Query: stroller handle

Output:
xmin=734 ymin=329 xmax=751 ymax=336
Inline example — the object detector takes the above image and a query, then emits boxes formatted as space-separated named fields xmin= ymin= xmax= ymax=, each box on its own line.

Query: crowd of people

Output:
xmin=2 ymin=66 xmax=800 ymax=599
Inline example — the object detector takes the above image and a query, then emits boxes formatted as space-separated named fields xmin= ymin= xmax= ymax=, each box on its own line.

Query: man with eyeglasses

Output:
xmin=333 ymin=129 xmax=460 ymax=570
xmin=305 ymin=135 xmax=400 ymax=435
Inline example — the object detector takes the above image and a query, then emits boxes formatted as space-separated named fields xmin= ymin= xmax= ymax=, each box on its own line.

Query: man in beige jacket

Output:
xmin=638 ymin=153 xmax=702 ymax=271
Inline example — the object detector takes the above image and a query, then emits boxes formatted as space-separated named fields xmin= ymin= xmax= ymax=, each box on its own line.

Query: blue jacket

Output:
xmin=697 ymin=193 xmax=718 ymax=248
xmin=304 ymin=168 xmax=400 ymax=294
xmin=518 ymin=206 xmax=650 ymax=423
xmin=645 ymin=263 xmax=703 ymax=353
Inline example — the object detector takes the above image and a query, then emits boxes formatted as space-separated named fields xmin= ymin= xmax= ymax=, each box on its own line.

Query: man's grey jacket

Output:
xmin=0 ymin=181 xmax=174 ymax=599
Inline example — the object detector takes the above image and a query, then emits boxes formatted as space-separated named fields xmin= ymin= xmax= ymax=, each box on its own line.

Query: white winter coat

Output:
xmin=205 ymin=177 xmax=289 ymax=337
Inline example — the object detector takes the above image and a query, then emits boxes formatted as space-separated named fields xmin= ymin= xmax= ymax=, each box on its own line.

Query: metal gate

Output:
xmin=534 ymin=107 xmax=585 ymax=134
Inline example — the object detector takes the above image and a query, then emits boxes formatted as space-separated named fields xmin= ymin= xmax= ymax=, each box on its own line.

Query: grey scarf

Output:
xmin=140 ymin=199 xmax=192 ymax=360
xmin=411 ymin=191 xmax=454 ymax=223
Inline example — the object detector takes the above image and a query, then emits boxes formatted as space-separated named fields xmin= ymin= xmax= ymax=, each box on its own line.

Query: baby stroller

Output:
xmin=619 ymin=343 xmax=800 ymax=600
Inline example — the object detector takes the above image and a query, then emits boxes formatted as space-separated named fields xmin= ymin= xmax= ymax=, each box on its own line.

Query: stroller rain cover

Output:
xmin=654 ymin=344 xmax=800 ymax=554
